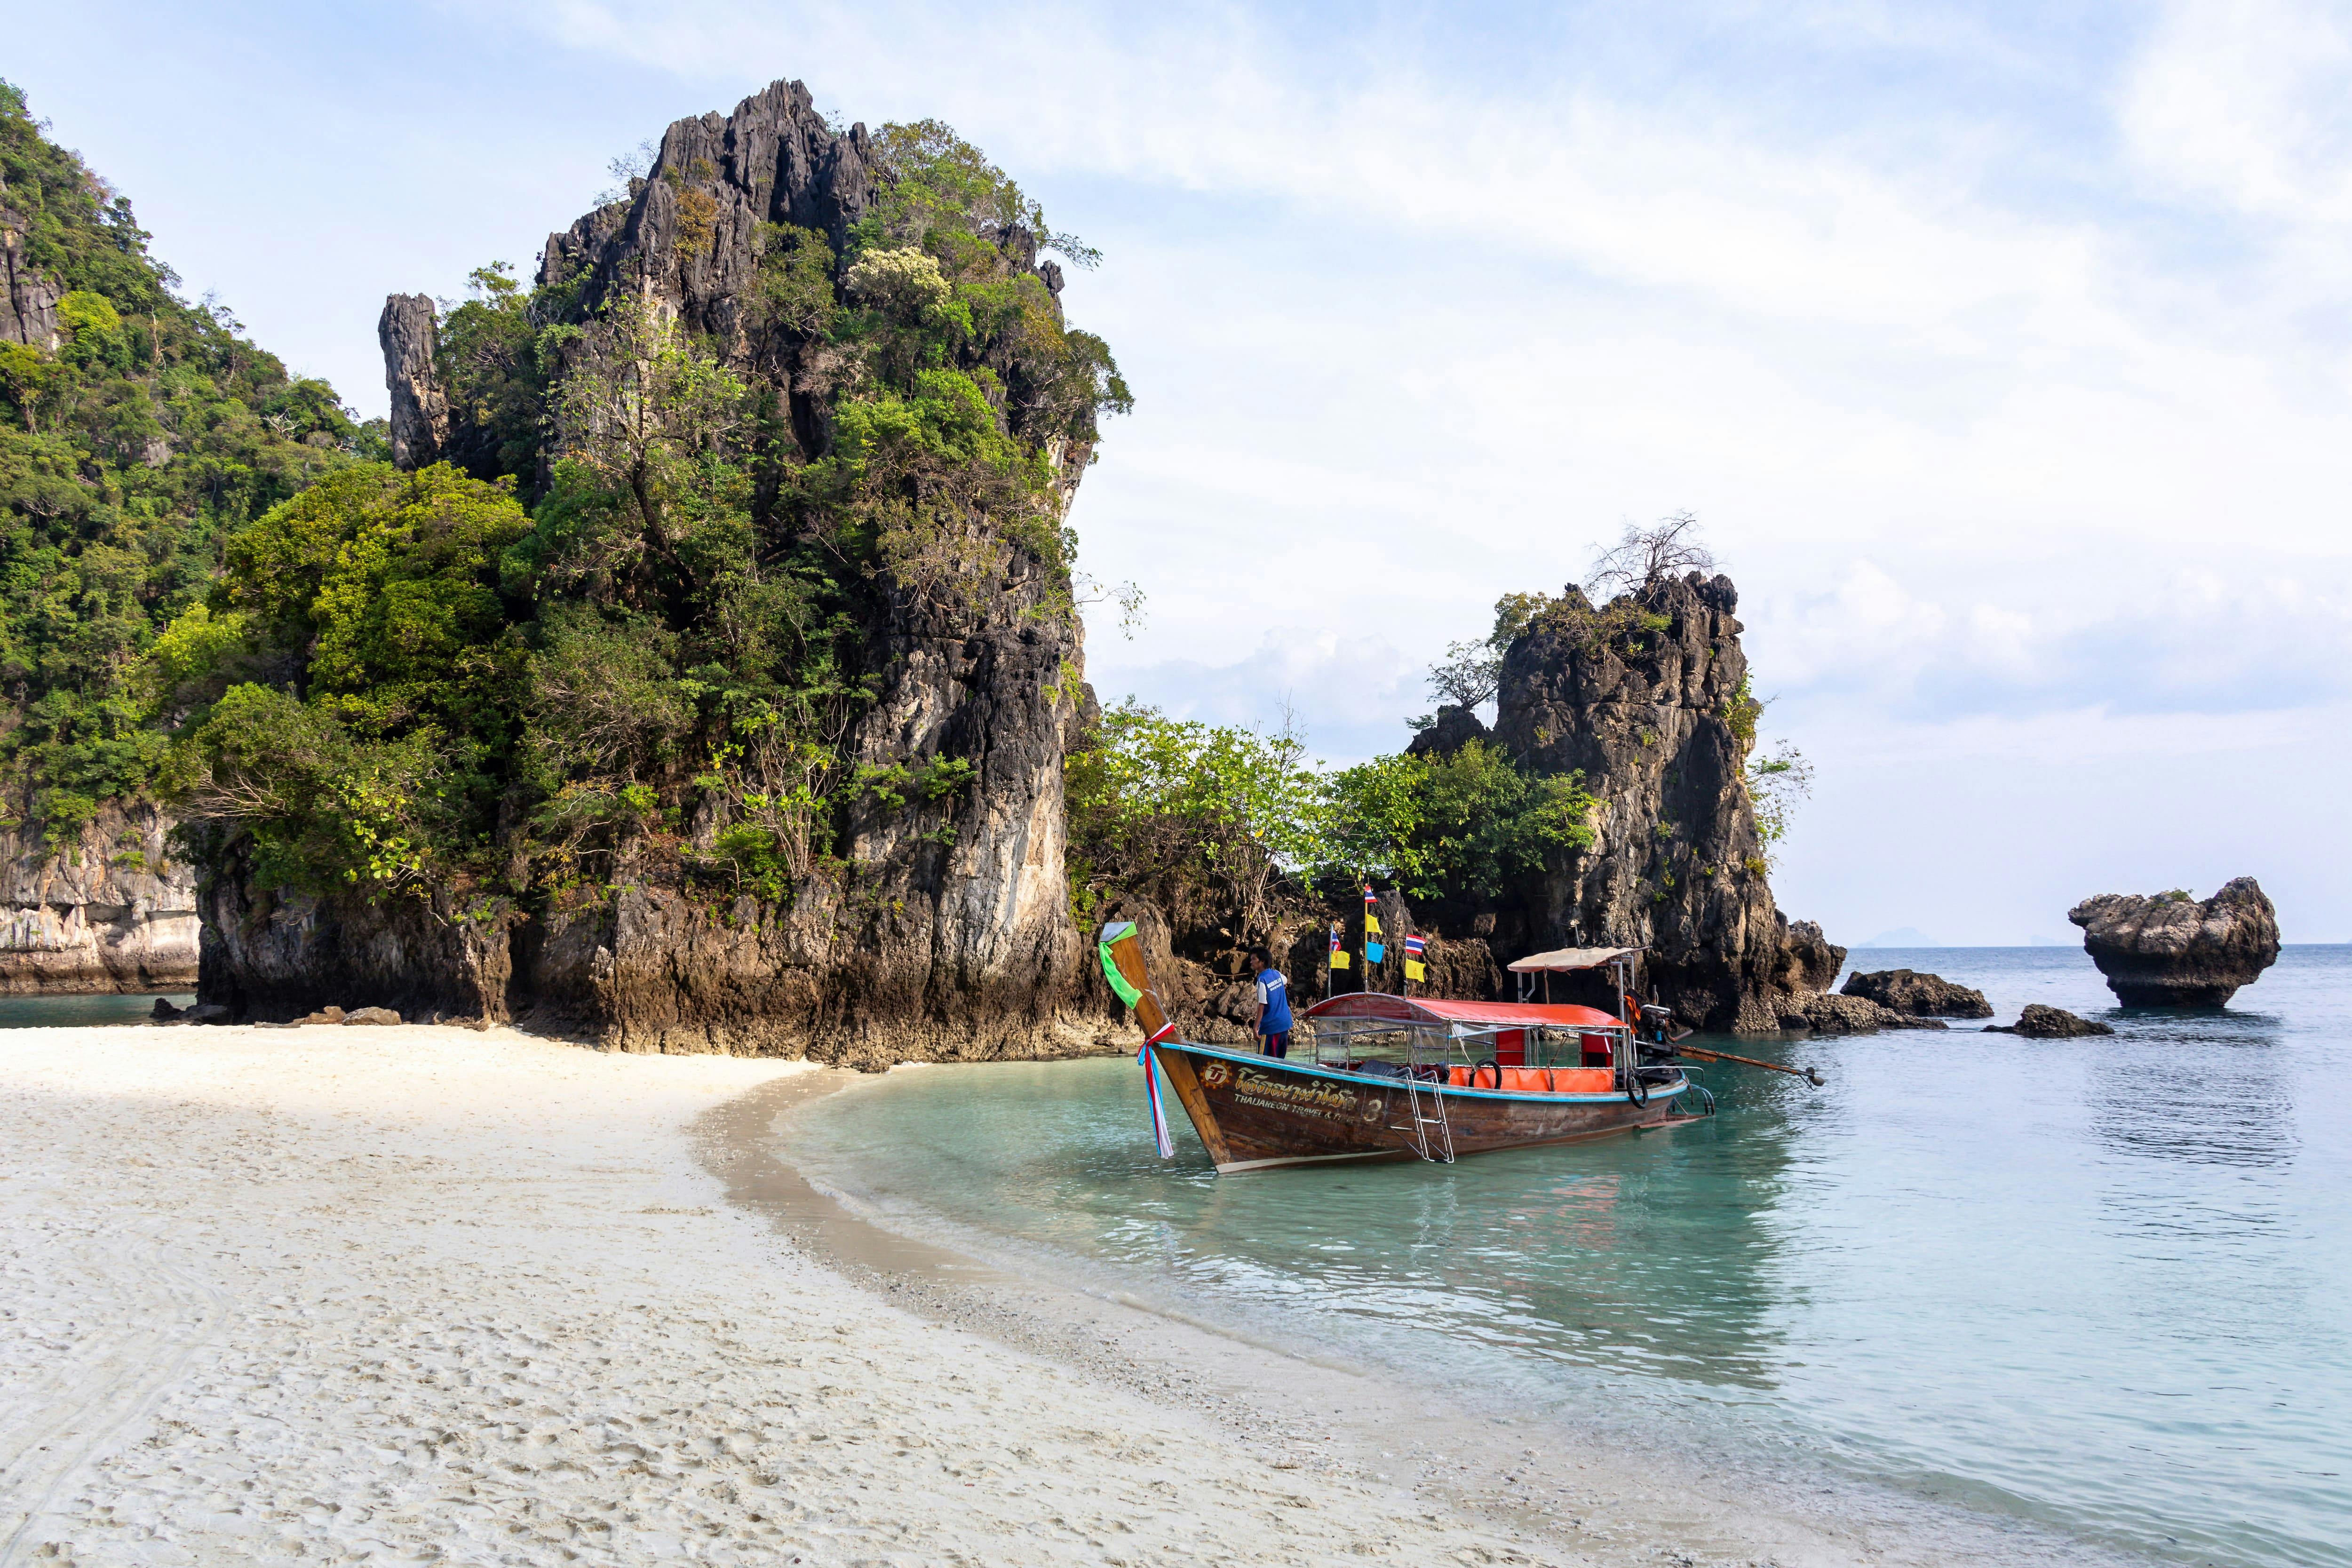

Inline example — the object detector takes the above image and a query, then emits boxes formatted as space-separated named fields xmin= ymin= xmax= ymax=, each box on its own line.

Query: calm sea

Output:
xmin=0 ymin=992 xmax=193 ymax=1027
xmin=785 ymin=946 xmax=2352 ymax=1568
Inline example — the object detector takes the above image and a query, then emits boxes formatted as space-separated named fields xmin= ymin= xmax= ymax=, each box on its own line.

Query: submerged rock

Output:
xmin=1987 ymin=1003 xmax=2113 ymax=1038
xmin=2068 ymin=877 xmax=2280 ymax=1007
xmin=1841 ymin=969 xmax=1992 ymax=1019
xmin=1785 ymin=992 xmax=1949 ymax=1035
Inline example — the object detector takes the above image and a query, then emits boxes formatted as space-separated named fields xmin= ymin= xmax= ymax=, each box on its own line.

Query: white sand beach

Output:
xmin=0 ymin=1024 xmax=1597 ymax=1566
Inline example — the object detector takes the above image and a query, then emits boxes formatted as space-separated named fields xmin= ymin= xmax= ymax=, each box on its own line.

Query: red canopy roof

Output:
xmin=1304 ymin=993 xmax=1623 ymax=1030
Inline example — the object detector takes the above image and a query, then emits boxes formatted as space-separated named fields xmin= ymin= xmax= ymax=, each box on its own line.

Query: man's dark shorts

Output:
xmin=1260 ymin=1031 xmax=1290 ymax=1059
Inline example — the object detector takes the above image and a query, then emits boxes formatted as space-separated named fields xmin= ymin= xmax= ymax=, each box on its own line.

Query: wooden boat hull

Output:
xmin=1150 ymin=1041 xmax=1695 ymax=1173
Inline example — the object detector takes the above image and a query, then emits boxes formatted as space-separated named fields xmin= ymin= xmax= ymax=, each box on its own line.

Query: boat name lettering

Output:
xmin=1228 ymin=1067 xmax=1358 ymax=1119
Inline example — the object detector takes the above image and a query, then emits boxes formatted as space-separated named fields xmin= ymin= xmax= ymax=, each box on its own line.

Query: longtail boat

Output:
xmin=1097 ymin=923 xmax=1720 ymax=1173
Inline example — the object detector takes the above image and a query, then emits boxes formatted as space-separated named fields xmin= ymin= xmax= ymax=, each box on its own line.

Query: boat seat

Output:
xmin=1445 ymin=1066 xmax=1617 ymax=1095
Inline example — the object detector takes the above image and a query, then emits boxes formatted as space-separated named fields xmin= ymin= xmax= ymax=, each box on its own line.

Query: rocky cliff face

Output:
xmin=539 ymin=79 xmax=875 ymax=355
xmin=376 ymin=294 xmax=446 ymax=469
xmin=199 ymin=80 xmax=1112 ymax=1064
xmin=0 ymin=202 xmax=63 ymax=349
xmin=507 ymin=550 xmax=1100 ymax=1066
xmin=0 ymin=803 xmax=197 ymax=993
xmin=196 ymin=846 xmax=510 ymax=1024
xmin=1488 ymin=573 xmax=1835 ymax=1031
xmin=2069 ymin=877 xmax=2280 ymax=1006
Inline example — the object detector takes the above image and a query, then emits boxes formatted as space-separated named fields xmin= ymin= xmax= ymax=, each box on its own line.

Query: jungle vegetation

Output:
xmin=0 ymin=80 xmax=380 ymax=850
xmin=158 ymin=114 xmax=1131 ymax=911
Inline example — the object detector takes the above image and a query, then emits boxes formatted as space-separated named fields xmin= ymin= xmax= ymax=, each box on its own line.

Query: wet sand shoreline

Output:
xmin=719 ymin=1064 xmax=2124 ymax=1568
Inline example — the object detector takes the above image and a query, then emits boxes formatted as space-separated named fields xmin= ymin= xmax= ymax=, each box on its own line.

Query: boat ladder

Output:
xmin=1395 ymin=1038 xmax=1455 ymax=1164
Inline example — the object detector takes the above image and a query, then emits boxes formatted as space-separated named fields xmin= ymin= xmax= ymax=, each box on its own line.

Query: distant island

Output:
xmin=1856 ymin=927 xmax=1940 ymax=947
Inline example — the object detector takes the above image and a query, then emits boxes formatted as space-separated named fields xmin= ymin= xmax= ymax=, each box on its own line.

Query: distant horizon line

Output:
xmin=1847 ymin=940 xmax=2349 ymax=949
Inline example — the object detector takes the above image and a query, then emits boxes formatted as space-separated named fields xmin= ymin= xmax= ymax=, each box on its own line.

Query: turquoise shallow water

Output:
xmin=785 ymin=947 xmax=2352 ymax=1568
xmin=0 ymin=992 xmax=192 ymax=1027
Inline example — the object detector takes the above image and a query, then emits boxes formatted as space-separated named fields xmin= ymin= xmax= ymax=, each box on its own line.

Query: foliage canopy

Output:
xmin=0 ymin=80 xmax=381 ymax=847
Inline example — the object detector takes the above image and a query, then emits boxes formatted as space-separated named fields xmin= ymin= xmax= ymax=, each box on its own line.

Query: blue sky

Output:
xmin=14 ymin=0 xmax=2350 ymax=944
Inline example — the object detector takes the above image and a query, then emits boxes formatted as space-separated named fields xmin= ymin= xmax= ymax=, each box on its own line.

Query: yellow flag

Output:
xmin=1329 ymin=950 xmax=1351 ymax=971
xmin=1365 ymin=912 xmax=1382 ymax=936
xmin=1405 ymin=959 xmax=1426 ymax=982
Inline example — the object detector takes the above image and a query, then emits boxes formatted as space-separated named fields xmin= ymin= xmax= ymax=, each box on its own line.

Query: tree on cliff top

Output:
xmin=1584 ymin=511 xmax=1716 ymax=599
xmin=1422 ymin=590 xmax=1553 ymax=714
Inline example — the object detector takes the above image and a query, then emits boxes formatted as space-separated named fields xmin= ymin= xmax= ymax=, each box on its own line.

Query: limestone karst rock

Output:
xmin=2068 ymin=877 xmax=2280 ymax=1007
xmin=376 ymin=293 xmax=447 ymax=469
xmin=1841 ymin=969 xmax=1993 ymax=1018
xmin=1406 ymin=705 xmax=1491 ymax=758
xmin=1986 ymin=1003 xmax=2114 ymax=1038
xmin=201 ymin=79 xmax=1106 ymax=1065
xmin=0 ymin=803 xmax=195 ymax=993
xmin=1489 ymin=573 xmax=1840 ymax=1031
xmin=1776 ymin=920 xmax=1846 ymax=998
xmin=1 ymin=204 xmax=63 ymax=349
xmin=539 ymin=80 xmax=876 ymax=352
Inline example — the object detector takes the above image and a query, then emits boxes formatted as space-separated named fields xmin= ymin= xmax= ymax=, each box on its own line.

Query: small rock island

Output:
xmin=2068 ymin=877 xmax=2280 ymax=1007
xmin=1840 ymin=969 xmax=1992 ymax=1018
xmin=1986 ymin=1004 xmax=2113 ymax=1038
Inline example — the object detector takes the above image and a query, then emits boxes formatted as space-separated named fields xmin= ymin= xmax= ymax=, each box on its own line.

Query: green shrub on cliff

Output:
xmin=1065 ymin=701 xmax=1326 ymax=933
xmin=1323 ymin=740 xmax=1595 ymax=905
xmin=165 ymin=463 xmax=530 ymax=892
xmin=0 ymin=80 xmax=375 ymax=847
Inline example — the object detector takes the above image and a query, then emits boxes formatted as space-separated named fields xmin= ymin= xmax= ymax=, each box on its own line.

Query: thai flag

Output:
xmin=1328 ymin=927 xmax=1343 ymax=954
xmin=1404 ymin=934 xmax=1426 ymax=957
xmin=1362 ymin=883 xmax=1376 ymax=908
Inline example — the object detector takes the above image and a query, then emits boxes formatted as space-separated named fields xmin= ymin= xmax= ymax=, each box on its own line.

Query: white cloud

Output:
xmin=2122 ymin=0 xmax=2352 ymax=222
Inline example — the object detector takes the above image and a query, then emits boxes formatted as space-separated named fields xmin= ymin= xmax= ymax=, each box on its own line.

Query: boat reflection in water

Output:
xmin=784 ymin=1047 xmax=1809 ymax=1396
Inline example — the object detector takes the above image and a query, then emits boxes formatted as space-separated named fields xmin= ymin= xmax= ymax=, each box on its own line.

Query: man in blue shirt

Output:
xmin=1249 ymin=947 xmax=1293 ymax=1059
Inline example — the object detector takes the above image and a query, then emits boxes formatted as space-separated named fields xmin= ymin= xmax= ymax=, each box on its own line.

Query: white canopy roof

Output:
xmin=1506 ymin=946 xmax=1640 ymax=973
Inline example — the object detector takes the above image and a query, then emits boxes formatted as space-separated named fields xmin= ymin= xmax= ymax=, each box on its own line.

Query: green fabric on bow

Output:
xmin=1097 ymin=921 xmax=1143 ymax=1009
